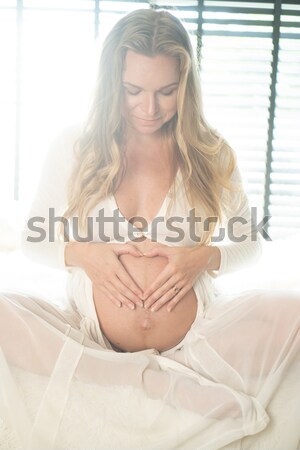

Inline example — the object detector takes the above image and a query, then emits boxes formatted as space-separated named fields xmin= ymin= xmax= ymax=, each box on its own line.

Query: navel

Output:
xmin=140 ymin=316 xmax=153 ymax=331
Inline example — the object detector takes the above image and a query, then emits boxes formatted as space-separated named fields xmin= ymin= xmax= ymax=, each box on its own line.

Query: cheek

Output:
xmin=164 ymin=98 xmax=177 ymax=115
xmin=123 ymin=95 xmax=139 ymax=112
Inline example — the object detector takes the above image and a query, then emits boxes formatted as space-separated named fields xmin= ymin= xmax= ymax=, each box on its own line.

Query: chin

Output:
xmin=131 ymin=124 xmax=162 ymax=135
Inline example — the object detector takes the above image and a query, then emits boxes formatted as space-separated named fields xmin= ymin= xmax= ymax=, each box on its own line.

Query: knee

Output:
xmin=255 ymin=290 xmax=300 ymax=322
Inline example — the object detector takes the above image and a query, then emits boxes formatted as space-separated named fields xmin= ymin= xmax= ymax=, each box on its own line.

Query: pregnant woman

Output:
xmin=1 ymin=8 xmax=300 ymax=450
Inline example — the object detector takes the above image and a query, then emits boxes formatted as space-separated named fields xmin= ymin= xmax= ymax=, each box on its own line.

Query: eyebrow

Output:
xmin=123 ymin=82 xmax=179 ymax=90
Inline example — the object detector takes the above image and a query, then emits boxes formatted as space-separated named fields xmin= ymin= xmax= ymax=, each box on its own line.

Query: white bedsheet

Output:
xmin=0 ymin=236 xmax=299 ymax=450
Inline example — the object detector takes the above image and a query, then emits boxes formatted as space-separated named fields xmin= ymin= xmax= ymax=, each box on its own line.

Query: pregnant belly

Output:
xmin=93 ymin=241 xmax=198 ymax=353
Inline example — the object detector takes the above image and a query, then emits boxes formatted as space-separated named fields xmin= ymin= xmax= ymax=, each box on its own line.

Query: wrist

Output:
xmin=205 ymin=246 xmax=221 ymax=271
xmin=64 ymin=241 xmax=91 ymax=268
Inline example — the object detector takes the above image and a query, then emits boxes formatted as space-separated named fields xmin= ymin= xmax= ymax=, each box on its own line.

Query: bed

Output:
xmin=0 ymin=216 xmax=299 ymax=449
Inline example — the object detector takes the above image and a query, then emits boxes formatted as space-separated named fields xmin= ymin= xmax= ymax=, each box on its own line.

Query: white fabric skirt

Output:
xmin=0 ymin=288 xmax=299 ymax=450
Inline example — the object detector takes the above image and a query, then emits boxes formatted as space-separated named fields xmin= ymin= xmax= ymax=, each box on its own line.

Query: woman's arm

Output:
xmin=141 ymin=164 xmax=262 ymax=311
xmin=209 ymin=165 xmax=263 ymax=277
xmin=20 ymin=127 xmax=144 ymax=308
xmin=21 ymin=126 xmax=79 ymax=270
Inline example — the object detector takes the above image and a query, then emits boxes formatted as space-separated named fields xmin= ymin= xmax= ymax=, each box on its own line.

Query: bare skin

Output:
xmin=93 ymin=52 xmax=199 ymax=352
xmin=93 ymin=237 xmax=198 ymax=353
xmin=67 ymin=52 xmax=210 ymax=353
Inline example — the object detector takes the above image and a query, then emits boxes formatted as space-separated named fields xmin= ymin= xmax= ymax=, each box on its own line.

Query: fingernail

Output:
xmin=138 ymin=302 xmax=144 ymax=307
xmin=151 ymin=306 xmax=156 ymax=312
xmin=129 ymin=304 xmax=135 ymax=310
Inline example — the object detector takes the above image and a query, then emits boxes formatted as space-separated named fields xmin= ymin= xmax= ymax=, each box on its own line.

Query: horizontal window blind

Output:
xmin=269 ymin=0 xmax=300 ymax=239
xmin=198 ymin=0 xmax=275 ymax=226
xmin=0 ymin=0 xmax=299 ymax=240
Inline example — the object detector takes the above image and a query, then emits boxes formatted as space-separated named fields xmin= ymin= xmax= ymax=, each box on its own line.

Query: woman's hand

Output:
xmin=79 ymin=242 xmax=145 ymax=310
xmin=141 ymin=244 xmax=218 ymax=312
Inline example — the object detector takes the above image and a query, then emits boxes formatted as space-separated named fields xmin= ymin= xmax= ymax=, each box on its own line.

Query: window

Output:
xmin=0 ymin=0 xmax=299 ymax=239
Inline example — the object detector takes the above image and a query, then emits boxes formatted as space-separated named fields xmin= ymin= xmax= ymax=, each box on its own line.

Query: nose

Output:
xmin=141 ymin=92 xmax=159 ymax=116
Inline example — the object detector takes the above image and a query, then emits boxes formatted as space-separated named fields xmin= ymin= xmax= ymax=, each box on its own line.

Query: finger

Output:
xmin=108 ymin=281 xmax=136 ymax=310
xmin=149 ymin=287 xmax=180 ymax=312
xmin=114 ymin=244 xmax=143 ymax=257
xmin=143 ymin=268 xmax=173 ymax=301
xmin=117 ymin=264 xmax=144 ymax=299
xmin=144 ymin=276 xmax=178 ymax=309
xmin=113 ymin=275 xmax=144 ymax=307
xmin=166 ymin=287 xmax=190 ymax=312
xmin=99 ymin=286 xmax=122 ymax=308
xmin=142 ymin=246 xmax=168 ymax=258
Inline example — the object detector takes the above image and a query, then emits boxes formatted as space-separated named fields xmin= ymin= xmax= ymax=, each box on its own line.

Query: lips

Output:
xmin=136 ymin=117 xmax=160 ymax=122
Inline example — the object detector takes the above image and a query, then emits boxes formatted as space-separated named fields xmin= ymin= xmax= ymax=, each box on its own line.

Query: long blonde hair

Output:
xmin=62 ymin=8 xmax=239 ymax=244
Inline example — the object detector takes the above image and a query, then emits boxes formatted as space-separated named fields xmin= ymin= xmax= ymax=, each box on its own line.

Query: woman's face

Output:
xmin=121 ymin=50 xmax=180 ymax=136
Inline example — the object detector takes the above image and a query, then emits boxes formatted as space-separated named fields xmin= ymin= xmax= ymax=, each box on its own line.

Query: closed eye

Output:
xmin=123 ymin=86 xmax=177 ymax=96
xmin=124 ymin=88 xmax=141 ymax=96
xmin=160 ymin=89 xmax=177 ymax=96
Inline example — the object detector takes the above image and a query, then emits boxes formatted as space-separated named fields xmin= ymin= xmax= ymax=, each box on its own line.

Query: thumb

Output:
xmin=115 ymin=244 xmax=143 ymax=257
xmin=143 ymin=246 xmax=167 ymax=257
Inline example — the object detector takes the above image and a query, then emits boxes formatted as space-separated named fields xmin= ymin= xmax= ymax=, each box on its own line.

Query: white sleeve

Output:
xmin=21 ymin=125 xmax=80 ymax=270
xmin=209 ymin=165 xmax=263 ymax=277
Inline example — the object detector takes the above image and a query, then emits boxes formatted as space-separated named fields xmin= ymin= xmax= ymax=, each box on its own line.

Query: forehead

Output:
xmin=122 ymin=50 xmax=179 ymax=86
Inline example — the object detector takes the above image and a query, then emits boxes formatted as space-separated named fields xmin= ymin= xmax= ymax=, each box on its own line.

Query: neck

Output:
xmin=126 ymin=130 xmax=163 ymax=150
xmin=123 ymin=129 xmax=176 ymax=164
